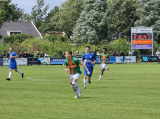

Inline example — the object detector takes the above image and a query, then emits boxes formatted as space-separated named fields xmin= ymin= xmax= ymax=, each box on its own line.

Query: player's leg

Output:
xmin=15 ymin=69 xmax=24 ymax=78
xmin=71 ymin=74 xmax=81 ymax=98
xmin=83 ymin=68 xmax=88 ymax=89
xmin=6 ymin=69 xmax=12 ymax=81
xmin=88 ymin=66 xmax=93 ymax=84
xmin=98 ymin=64 xmax=106 ymax=80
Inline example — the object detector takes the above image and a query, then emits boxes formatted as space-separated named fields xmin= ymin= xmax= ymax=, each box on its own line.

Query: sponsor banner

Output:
xmin=50 ymin=57 xmax=66 ymax=64
xmin=38 ymin=58 xmax=50 ymax=64
xmin=132 ymin=40 xmax=152 ymax=44
xmin=116 ymin=56 xmax=136 ymax=63
xmin=0 ymin=58 xmax=3 ymax=65
xmin=3 ymin=58 xmax=10 ymax=65
xmin=3 ymin=58 xmax=27 ymax=65
xmin=142 ymin=56 xmax=159 ymax=62
xmin=132 ymin=45 xmax=152 ymax=49
xmin=28 ymin=58 xmax=41 ymax=65
xmin=16 ymin=58 xmax=27 ymax=65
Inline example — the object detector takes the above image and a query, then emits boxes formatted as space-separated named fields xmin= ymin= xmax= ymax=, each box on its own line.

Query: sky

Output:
xmin=11 ymin=0 xmax=66 ymax=14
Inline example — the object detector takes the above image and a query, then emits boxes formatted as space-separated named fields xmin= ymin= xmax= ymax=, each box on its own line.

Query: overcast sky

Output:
xmin=11 ymin=0 xmax=66 ymax=14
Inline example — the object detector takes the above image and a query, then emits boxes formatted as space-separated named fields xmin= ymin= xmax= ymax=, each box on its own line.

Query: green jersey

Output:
xmin=64 ymin=57 xmax=82 ymax=75
xmin=100 ymin=53 xmax=110 ymax=64
xmin=83 ymin=50 xmax=92 ymax=54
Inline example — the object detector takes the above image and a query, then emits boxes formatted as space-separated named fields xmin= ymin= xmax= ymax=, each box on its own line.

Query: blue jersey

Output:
xmin=82 ymin=53 xmax=96 ymax=67
xmin=9 ymin=52 xmax=17 ymax=62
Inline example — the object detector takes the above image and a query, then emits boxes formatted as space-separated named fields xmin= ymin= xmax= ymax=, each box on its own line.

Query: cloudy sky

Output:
xmin=11 ymin=0 xmax=66 ymax=14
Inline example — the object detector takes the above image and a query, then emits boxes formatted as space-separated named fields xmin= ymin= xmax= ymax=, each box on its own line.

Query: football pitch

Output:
xmin=0 ymin=64 xmax=160 ymax=119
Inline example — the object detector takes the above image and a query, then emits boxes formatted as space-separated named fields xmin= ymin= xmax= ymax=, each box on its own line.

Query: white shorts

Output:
xmin=100 ymin=64 xmax=106 ymax=69
xmin=69 ymin=73 xmax=80 ymax=83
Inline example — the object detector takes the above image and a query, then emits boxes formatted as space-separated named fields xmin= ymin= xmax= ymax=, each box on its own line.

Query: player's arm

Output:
xmin=99 ymin=55 xmax=101 ymax=63
xmin=81 ymin=55 xmax=85 ymax=63
xmin=91 ymin=54 xmax=97 ymax=64
xmin=106 ymin=56 xmax=110 ymax=64
xmin=65 ymin=66 xmax=69 ymax=72
xmin=80 ymin=62 xmax=90 ymax=75
xmin=10 ymin=54 xmax=18 ymax=58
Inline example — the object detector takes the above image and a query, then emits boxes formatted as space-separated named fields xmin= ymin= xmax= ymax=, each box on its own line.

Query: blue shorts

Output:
xmin=9 ymin=62 xmax=17 ymax=69
xmin=84 ymin=66 xmax=93 ymax=77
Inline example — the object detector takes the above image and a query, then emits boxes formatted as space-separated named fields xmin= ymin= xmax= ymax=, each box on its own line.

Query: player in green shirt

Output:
xmin=64 ymin=50 xmax=90 ymax=98
xmin=98 ymin=48 xmax=110 ymax=80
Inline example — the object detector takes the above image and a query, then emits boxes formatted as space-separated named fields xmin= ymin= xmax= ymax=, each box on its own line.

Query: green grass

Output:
xmin=1 ymin=64 xmax=160 ymax=119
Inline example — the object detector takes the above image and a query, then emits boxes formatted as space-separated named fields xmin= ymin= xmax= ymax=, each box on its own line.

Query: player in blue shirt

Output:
xmin=6 ymin=48 xmax=24 ymax=81
xmin=81 ymin=46 xmax=96 ymax=89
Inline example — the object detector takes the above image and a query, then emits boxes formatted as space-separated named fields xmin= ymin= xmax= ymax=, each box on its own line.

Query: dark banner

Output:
xmin=0 ymin=58 xmax=3 ymax=65
xmin=142 ymin=56 xmax=159 ymax=62
xmin=28 ymin=58 xmax=41 ymax=64
xmin=50 ymin=57 xmax=66 ymax=64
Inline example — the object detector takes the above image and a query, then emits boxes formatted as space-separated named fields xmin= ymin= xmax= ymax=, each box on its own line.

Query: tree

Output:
xmin=0 ymin=0 xmax=23 ymax=22
xmin=107 ymin=0 xmax=138 ymax=41
xmin=50 ymin=0 xmax=84 ymax=37
xmin=39 ymin=6 xmax=60 ymax=32
xmin=31 ymin=0 xmax=49 ymax=30
xmin=72 ymin=0 xmax=108 ymax=45
xmin=135 ymin=0 xmax=160 ymax=43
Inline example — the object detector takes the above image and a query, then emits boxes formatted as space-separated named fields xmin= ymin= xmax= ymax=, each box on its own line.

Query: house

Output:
xmin=0 ymin=21 xmax=42 ymax=43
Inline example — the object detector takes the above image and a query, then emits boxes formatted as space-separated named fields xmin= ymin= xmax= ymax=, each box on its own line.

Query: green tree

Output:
xmin=107 ymin=0 xmax=138 ymax=41
xmin=31 ymin=0 xmax=49 ymax=30
xmin=72 ymin=0 xmax=108 ymax=45
xmin=135 ymin=0 xmax=160 ymax=43
xmin=0 ymin=0 xmax=23 ymax=22
xmin=39 ymin=6 xmax=60 ymax=32
xmin=51 ymin=0 xmax=84 ymax=37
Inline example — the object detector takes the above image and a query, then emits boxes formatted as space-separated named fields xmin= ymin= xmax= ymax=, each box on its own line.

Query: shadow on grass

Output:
xmin=79 ymin=97 xmax=91 ymax=99
xmin=90 ymin=87 xmax=108 ymax=89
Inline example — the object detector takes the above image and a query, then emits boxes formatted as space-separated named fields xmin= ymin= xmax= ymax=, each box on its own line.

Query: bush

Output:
xmin=3 ymin=33 xmax=34 ymax=44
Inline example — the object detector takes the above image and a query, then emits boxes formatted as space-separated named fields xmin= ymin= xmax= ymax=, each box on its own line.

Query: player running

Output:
xmin=98 ymin=48 xmax=110 ymax=80
xmin=81 ymin=46 xmax=96 ymax=89
xmin=6 ymin=48 xmax=24 ymax=81
xmin=64 ymin=50 xmax=90 ymax=98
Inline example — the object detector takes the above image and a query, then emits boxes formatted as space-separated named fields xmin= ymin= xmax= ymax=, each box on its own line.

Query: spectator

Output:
xmin=27 ymin=51 xmax=30 ymax=58
xmin=117 ymin=52 xmax=120 ymax=56
xmin=30 ymin=52 xmax=34 ymax=58
xmin=120 ymin=51 xmax=124 ymax=56
xmin=40 ymin=51 xmax=44 ymax=57
xmin=7 ymin=52 xmax=10 ymax=58
xmin=18 ymin=52 xmax=22 ymax=58
xmin=61 ymin=51 xmax=65 ymax=57
xmin=1 ymin=52 xmax=6 ymax=58
xmin=45 ymin=52 xmax=49 ymax=57
xmin=156 ymin=49 xmax=159 ymax=56
xmin=36 ymin=51 xmax=40 ymax=58
xmin=132 ymin=50 xmax=136 ymax=56
xmin=113 ymin=51 xmax=117 ymax=56
xmin=23 ymin=51 xmax=27 ymax=58
xmin=76 ymin=51 xmax=80 ymax=57
xmin=72 ymin=52 xmax=75 ymax=56
xmin=96 ymin=52 xmax=100 ymax=56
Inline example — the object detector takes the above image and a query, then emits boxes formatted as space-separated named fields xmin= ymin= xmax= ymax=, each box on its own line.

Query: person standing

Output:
xmin=40 ymin=51 xmax=44 ymax=57
xmin=98 ymin=48 xmax=110 ymax=80
xmin=64 ymin=50 xmax=90 ymax=98
xmin=18 ymin=52 xmax=22 ymax=58
xmin=81 ymin=46 xmax=96 ymax=89
xmin=6 ymin=48 xmax=24 ymax=81
xmin=1 ymin=52 xmax=6 ymax=58
xmin=27 ymin=51 xmax=30 ymax=58
xmin=30 ymin=52 xmax=34 ymax=58
xmin=23 ymin=51 xmax=27 ymax=58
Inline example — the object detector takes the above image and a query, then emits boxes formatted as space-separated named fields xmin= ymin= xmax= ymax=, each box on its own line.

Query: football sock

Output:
xmin=83 ymin=79 xmax=86 ymax=87
xmin=105 ymin=67 xmax=108 ymax=70
xmin=99 ymin=75 xmax=102 ymax=79
xmin=72 ymin=82 xmax=78 ymax=94
xmin=9 ymin=71 xmax=12 ymax=78
xmin=17 ymin=70 xmax=22 ymax=75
